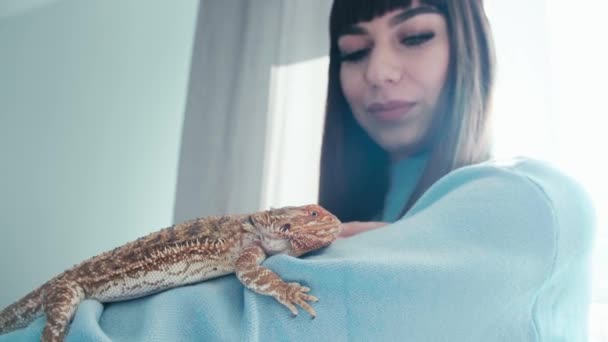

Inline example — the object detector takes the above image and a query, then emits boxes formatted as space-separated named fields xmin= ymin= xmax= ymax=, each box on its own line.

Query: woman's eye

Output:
xmin=401 ymin=32 xmax=435 ymax=46
xmin=339 ymin=49 xmax=369 ymax=63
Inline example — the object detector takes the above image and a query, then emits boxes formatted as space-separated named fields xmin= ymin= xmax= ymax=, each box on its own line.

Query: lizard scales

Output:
xmin=0 ymin=204 xmax=341 ymax=342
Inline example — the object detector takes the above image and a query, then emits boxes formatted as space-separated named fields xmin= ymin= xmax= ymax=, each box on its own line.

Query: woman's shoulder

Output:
xmin=470 ymin=156 xmax=586 ymax=190
xmin=458 ymin=156 xmax=594 ymax=218
xmin=413 ymin=156 xmax=596 ymax=255
xmin=425 ymin=156 xmax=593 ymax=211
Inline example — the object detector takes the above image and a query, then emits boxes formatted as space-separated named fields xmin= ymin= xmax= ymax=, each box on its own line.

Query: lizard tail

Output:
xmin=0 ymin=285 xmax=45 ymax=335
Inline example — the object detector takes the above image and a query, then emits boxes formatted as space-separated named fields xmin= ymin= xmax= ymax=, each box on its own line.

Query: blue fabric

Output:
xmin=382 ymin=152 xmax=428 ymax=222
xmin=1 ymin=157 xmax=595 ymax=341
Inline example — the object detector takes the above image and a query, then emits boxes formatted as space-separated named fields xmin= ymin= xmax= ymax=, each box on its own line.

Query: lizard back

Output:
xmin=61 ymin=214 xmax=251 ymax=302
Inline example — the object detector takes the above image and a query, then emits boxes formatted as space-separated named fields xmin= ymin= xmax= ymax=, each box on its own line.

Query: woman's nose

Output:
xmin=364 ymin=46 xmax=404 ymax=87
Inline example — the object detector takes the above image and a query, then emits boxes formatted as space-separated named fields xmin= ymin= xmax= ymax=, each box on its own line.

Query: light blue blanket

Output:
xmin=1 ymin=158 xmax=595 ymax=341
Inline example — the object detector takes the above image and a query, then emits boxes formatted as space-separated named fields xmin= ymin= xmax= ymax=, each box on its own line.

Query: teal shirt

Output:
xmin=380 ymin=156 xmax=595 ymax=340
xmin=382 ymin=152 xmax=428 ymax=222
xmin=1 ymin=157 xmax=596 ymax=341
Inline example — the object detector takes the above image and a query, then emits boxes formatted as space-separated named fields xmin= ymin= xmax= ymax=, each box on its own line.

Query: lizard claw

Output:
xmin=276 ymin=282 xmax=318 ymax=318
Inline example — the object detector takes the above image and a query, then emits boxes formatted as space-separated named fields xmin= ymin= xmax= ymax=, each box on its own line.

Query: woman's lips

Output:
xmin=366 ymin=101 xmax=416 ymax=122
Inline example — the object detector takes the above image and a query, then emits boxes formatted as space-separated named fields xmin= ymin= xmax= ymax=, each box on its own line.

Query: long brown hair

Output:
xmin=318 ymin=0 xmax=496 ymax=222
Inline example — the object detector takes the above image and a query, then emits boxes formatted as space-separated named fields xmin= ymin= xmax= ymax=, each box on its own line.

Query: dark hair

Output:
xmin=318 ymin=0 xmax=496 ymax=222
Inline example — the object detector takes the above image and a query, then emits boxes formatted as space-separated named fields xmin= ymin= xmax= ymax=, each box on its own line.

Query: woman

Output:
xmin=320 ymin=0 xmax=493 ymax=231
xmin=0 ymin=1 xmax=594 ymax=341
xmin=317 ymin=0 xmax=596 ymax=340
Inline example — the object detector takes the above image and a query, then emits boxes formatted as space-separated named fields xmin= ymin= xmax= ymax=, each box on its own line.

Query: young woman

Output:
xmin=317 ymin=0 xmax=596 ymax=340
xmin=320 ymin=0 xmax=494 ymax=231
xmin=0 ymin=1 xmax=594 ymax=341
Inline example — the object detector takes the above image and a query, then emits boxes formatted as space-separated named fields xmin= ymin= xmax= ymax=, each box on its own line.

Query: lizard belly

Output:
xmin=90 ymin=258 xmax=234 ymax=302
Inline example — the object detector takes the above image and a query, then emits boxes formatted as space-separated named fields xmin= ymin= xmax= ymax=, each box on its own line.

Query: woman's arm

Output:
xmin=252 ymin=158 xmax=595 ymax=341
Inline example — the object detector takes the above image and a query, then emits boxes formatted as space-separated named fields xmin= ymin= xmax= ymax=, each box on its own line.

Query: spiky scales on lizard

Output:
xmin=0 ymin=204 xmax=342 ymax=342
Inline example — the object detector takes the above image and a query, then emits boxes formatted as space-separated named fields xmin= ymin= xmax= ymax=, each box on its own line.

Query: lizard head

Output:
xmin=248 ymin=204 xmax=342 ymax=257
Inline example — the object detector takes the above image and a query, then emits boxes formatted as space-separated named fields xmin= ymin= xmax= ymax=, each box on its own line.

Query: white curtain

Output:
xmin=179 ymin=0 xmax=607 ymax=340
xmin=174 ymin=0 xmax=331 ymax=221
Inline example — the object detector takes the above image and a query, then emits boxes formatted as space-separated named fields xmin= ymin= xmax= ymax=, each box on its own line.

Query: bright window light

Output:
xmin=261 ymin=56 xmax=329 ymax=209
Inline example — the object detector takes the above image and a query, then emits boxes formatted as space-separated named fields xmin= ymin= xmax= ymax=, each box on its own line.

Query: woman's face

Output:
xmin=337 ymin=2 xmax=450 ymax=160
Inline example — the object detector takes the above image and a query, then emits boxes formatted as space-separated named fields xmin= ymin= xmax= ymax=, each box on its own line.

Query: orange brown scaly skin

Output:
xmin=0 ymin=204 xmax=342 ymax=342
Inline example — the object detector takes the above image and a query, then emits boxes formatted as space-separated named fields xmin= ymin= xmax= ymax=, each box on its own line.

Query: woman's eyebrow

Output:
xmin=338 ymin=5 xmax=440 ymax=37
xmin=389 ymin=5 xmax=440 ymax=27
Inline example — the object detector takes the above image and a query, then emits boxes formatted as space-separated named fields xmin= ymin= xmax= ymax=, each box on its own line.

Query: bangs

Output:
xmin=330 ymin=0 xmax=447 ymax=42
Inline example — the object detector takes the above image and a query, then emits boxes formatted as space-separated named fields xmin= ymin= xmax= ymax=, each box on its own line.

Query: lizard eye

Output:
xmin=310 ymin=211 xmax=319 ymax=217
xmin=280 ymin=223 xmax=291 ymax=233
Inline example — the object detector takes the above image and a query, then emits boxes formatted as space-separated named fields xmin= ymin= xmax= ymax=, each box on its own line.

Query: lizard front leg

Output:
xmin=41 ymin=280 xmax=84 ymax=342
xmin=234 ymin=245 xmax=318 ymax=318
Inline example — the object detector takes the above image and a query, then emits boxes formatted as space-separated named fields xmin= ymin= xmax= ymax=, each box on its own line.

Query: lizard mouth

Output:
xmin=288 ymin=222 xmax=342 ymax=256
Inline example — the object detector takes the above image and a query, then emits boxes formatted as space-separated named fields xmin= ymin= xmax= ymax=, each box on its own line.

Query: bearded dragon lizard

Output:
xmin=0 ymin=204 xmax=341 ymax=342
